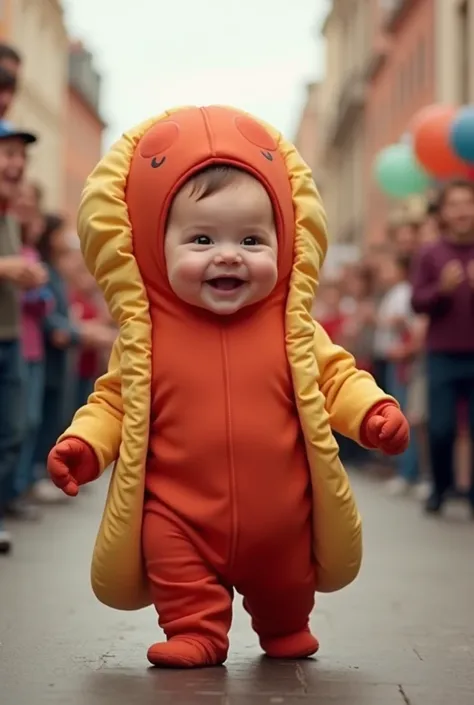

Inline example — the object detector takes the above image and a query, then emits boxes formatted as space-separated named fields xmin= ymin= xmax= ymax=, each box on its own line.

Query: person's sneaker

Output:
xmin=5 ymin=498 xmax=42 ymax=521
xmin=0 ymin=524 xmax=13 ymax=554
xmin=424 ymin=491 xmax=444 ymax=515
xmin=32 ymin=478 xmax=69 ymax=504
xmin=385 ymin=476 xmax=412 ymax=497
xmin=414 ymin=480 xmax=432 ymax=502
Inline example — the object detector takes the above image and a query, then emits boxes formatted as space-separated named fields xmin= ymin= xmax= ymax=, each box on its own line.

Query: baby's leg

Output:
xmin=238 ymin=530 xmax=318 ymax=659
xmin=142 ymin=505 xmax=233 ymax=668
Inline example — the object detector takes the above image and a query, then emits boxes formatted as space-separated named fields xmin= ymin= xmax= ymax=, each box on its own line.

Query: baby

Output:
xmin=47 ymin=106 xmax=409 ymax=669
xmin=165 ymin=166 xmax=278 ymax=315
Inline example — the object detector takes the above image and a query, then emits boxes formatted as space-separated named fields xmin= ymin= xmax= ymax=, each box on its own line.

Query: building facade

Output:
xmin=316 ymin=0 xmax=474 ymax=247
xmin=64 ymin=42 xmax=106 ymax=226
xmin=5 ymin=0 xmax=69 ymax=210
xmin=364 ymin=0 xmax=436 ymax=243
xmin=318 ymin=0 xmax=372 ymax=247
xmin=293 ymin=82 xmax=321 ymax=182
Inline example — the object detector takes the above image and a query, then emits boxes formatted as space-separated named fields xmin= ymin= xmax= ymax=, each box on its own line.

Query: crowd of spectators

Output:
xmin=0 ymin=42 xmax=115 ymax=554
xmin=314 ymin=178 xmax=474 ymax=516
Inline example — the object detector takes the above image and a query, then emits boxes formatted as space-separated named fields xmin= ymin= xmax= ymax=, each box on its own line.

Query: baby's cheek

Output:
xmin=252 ymin=256 xmax=278 ymax=285
xmin=174 ymin=253 xmax=206 ymax=283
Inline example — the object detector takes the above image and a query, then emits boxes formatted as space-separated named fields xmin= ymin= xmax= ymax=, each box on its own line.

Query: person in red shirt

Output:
xmin=312 ymin=279 xmax=346 ymax=343
xmin=68 ymin=253 xmax=116 ymax=414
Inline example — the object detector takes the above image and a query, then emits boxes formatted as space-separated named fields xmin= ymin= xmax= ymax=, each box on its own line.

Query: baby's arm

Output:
xmin=58 ymin=336 xmax=123 ymax=473
xmin=313 ymin=321 xmax=397 ymax=445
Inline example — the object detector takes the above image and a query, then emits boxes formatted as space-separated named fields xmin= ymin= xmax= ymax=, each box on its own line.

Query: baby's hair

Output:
xmin=186 ymin=165 xmax=247 ymax=201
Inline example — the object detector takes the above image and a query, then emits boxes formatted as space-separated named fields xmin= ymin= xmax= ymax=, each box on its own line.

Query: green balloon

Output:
xmin=374 ymin=143 xmax=430 ymax=199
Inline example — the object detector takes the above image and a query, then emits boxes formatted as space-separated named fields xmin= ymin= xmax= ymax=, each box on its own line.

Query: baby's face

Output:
xmin=164 ymin=173 xmax=278 ymax=315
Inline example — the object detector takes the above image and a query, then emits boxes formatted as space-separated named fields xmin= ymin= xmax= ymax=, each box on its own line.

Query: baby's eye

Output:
xmin=193 ymin=235 xmax=213 ymax=245
xmin=241 ymin=236 xmax=260 ymax=247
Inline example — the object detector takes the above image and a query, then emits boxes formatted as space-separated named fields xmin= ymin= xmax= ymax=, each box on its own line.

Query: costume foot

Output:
xmin=261 ymin=628 xmax=319 ymax=659
xmin=147 ymin=636 xmax=226 ymax=668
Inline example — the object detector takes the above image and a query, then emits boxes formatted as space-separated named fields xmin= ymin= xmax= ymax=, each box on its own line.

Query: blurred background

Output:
xmin=1 ymin=0 xmax=474 ymax=550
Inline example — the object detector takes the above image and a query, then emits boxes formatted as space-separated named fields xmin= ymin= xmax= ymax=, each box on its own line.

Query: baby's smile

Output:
xmin=205 ymin=275 xmax=247 ymax=293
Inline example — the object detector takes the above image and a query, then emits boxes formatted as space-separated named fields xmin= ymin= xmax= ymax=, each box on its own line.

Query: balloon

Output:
xmin=450 ymin=106 xmax=474 ymax=164
xmin=412 ymin=104 xmax=471 ymax=178
xmin=373 ymin=143 xmax=431 ymax=199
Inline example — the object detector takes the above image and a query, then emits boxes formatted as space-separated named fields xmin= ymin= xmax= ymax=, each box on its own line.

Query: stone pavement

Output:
xmin=0 ymin=473 xmax=473 ymax=705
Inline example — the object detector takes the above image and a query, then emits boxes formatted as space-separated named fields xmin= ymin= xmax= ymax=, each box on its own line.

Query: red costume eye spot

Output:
xmin=235 ymin=116 xmax=278 ymax=152
xmin=139 ymin=121 xmax=180 ymax=159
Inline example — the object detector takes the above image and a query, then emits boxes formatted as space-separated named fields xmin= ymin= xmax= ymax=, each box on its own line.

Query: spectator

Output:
xmin=313 ymin=278 xmax=346 ymax=343
xmin=411 ymin=179 xmax=474 ymax=514
xmin=32 ymin=214 xmax=82 ymax=504
xmin=364 ymin=242 xmax=392 ymax=390
xmin=374 ymin=253 xmax=419 ymax=494
xmin=397 ymin=313 xmax=432 ymax=500
xmin=340 ymin=265 xmax=375 ymax=372
xmin=8 ymin=182 xmax=53 ymax=519
xmin=0 ymin=122 xmax=46 ymax=552
xmin=419 ymin=200 xmax=440 ymax=245
xmin=339 ymin=265 xmax=377 ymax=470
xmin=0 ymin=43 xmax=21 ymax=118
xmin=389 ymin=221 xmax=420 ymax=262
xmin=68 ymin=252 xmax=116 ymax=415
xmin=31 ymin=218 xmax=109 ymax=503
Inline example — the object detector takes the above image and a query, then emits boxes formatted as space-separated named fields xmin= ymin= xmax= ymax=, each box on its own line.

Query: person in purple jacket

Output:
xmin=411 ymin=179 xmax=474 ymax=515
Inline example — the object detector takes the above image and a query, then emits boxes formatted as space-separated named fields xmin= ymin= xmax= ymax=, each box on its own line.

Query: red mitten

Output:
xmin=47 ymin=437 xmax=100 ymax=497
xmin=360 ymin=402 xmax=410 ymax=455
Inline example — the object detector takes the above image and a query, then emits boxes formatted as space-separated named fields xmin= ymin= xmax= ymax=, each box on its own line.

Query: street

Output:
xmin=0 ymin=472 xmax=473 ymax=705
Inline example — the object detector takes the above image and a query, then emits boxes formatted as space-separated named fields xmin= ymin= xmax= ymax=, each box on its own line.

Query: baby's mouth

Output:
xmin=206 ymin=277 xmax=246 ymax=291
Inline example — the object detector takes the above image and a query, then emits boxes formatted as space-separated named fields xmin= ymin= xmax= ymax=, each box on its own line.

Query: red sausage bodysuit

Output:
xmin=125 ymin=107 xmax=317 ymax=666
xmin=47 ymin=105 xmax=409 ymax=669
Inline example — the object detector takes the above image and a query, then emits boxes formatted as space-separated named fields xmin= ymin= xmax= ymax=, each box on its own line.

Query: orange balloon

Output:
xmin=412 ymin=104 xmax=471 ymax=179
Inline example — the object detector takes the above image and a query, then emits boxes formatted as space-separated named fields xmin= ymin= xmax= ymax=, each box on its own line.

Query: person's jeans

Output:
xmin=386 ymin=361 xmax=419 ymax=483
xmin=75 ymin=376 xmax=95 ymax=414
xmin=34 ymin=385 xmax=67 ymax=474
xmin=427 ymin=352 xmax=474 ymax=501
xmin=14 ymin=360 xmax=45 ymax=497
xmin=0 ymin=340 xmax=25 ymax=517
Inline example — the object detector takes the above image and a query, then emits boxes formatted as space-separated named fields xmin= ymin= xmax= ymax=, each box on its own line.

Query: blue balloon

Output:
xmin=450 ymin=106 xmax=474 ymax=164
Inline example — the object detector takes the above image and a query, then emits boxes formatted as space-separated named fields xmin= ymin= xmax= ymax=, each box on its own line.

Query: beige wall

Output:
xmin=8 ymin=0 xmax=68 ymax=210
xmin=435 ymin=0 xmax=474 ymax=103
xmin=293 ymin=82 xmax=320 ymax=176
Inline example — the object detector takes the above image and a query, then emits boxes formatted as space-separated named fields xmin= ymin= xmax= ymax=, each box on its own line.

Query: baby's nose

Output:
xmin=214 ymin=248 xmax=242 ymax=265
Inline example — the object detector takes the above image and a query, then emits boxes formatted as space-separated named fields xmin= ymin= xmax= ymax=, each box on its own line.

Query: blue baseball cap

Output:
xmin=0 ymin=119 xmax=37 ymax=144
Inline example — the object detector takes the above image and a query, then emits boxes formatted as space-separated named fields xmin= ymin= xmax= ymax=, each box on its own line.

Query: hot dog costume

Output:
xmin=55 ymin=105 xmax=399 ymax=667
